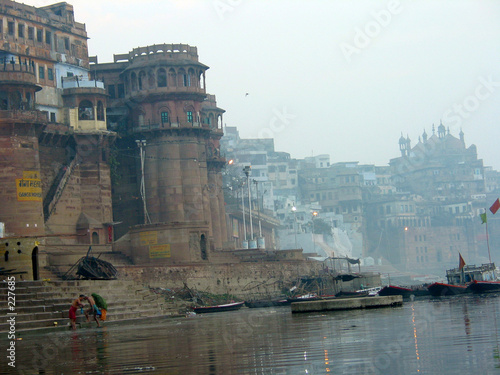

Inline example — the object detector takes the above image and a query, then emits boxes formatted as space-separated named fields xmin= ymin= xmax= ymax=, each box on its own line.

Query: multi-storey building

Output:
xmin=0 ymin=0 xmax=115 ymax=279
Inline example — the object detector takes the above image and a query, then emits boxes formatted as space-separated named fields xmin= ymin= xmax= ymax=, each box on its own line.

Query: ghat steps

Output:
xmin=0 ymin=279 xmax=180 ymax=333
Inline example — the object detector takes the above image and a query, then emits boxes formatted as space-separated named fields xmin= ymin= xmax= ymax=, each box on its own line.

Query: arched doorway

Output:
xmin=92 ymin=232 xmax=99 ymax=244
xmin=31 ymin=247 xmax=39 ymax=280
xmin=200 ymin=234 xmax=207 ymax=260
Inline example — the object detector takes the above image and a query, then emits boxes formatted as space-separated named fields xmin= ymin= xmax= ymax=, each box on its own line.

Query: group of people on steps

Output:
xmin=69 ymin=293 xmax=108 ymax=330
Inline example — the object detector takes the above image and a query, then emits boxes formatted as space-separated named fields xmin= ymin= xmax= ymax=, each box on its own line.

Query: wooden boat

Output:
xmin=191 ymin=301 xmax=245 ymax=314
xmin=244 ymin=299 xmax=290 ymax=308
xmin=427 ymin=282 xmax=470 ymax=296
xmin=335 ymin=290 xmax=369 ymax=298
xmin=378 ymin=285 xmax=430 ymax=299
xmin=287 ymin=293 xmax=320 ymax=303
xmin=468 ymin=280 xmax=500 ymax=294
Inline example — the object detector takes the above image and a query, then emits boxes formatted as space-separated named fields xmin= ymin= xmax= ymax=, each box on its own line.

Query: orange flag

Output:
xmin=458 ymin=253 xmax=466 ymax=270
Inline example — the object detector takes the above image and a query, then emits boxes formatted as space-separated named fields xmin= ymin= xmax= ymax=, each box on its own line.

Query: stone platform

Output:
xmin=290 ymin=295 xmax=403 ymax=313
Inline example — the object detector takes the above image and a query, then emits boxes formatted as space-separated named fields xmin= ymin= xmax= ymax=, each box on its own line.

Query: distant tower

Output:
xmin=399 ymin=133 xmax=407 ymax=157
xmin=422 ymin=129 xmax=428 ymax=143
xmin=459 ymin=128 xmax=465 ymax=145
xmin=438 ymin=121 xmax=446 ymax=139
xmin=406 ymin=135 xmax=411 ymax=155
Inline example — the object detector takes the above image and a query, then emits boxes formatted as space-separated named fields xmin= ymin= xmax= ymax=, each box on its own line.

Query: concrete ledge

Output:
xmin=291 ymin=295 xmax=403 ymax=313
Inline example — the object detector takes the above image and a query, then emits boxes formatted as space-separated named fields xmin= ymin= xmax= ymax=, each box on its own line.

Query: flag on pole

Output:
xmin=458 ymin=253 xmax=466 ymax=270
xmin=490 ymin=198 xmax=500 ymax=214
xmin=480 ymin=213 xmax=487 ymax=224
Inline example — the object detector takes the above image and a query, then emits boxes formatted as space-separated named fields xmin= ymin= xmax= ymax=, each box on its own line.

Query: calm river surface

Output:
xmin=5 ymin=294 xmax=500 ymax=374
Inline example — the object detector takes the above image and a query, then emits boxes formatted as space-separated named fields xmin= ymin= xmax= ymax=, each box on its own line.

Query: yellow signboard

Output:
xmin=139 ymin=231 xmax=158 ymax=246
xmin=16 ymin=178 xmax=42 ymax=201
xmin=149 ymin=244 xmax=171 ymax=258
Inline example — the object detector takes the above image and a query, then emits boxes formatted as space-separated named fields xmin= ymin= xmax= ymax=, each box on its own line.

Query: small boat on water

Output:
xmin=378 ymin=285 xmax=430 ymax=299
xmin=191 ymin=301 xmax=245 ymax=314
xmin=468 ymin=280 xmax=500 ymax=294
xmin=427 ymin=282 xmax=470 ymax=296
xmin=287 ymin=293 xmax=321 ymax=303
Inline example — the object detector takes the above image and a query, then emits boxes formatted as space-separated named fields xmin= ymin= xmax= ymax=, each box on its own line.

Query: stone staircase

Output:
xmin=0 ymin=279 xmax=182 ymax=333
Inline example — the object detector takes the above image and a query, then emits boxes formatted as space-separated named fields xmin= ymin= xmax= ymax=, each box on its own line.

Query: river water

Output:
xmin=5 ymin=294 xmax=500 ymax=374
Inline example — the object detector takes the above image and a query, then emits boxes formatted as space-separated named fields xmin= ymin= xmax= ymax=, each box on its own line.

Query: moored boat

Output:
xmin=378 ymin=285 xmax=430 ymax=299
xmin=427 ymin=282 xmax=470 ymax=296
xmin=468 ymin=280 xmax=500 ymax=294
xmin=192 ymin=301 xmax=245 ymax=314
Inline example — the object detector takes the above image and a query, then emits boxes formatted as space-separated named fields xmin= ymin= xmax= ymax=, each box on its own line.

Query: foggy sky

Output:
xmin=31 ymin=0 xmax=500 ymax=170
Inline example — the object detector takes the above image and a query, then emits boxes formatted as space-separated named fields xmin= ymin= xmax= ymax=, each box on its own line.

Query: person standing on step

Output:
xmin=82 ymin=295 xmax=101 ymax=327
xmin=69 ymin=295 xmax=85 ymax=330
xmin=91 ymin=293 xmax=108 ymax=322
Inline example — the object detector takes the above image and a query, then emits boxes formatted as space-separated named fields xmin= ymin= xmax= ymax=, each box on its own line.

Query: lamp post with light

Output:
xmin=243 ymin=166 xmax=253 ymax=244
xmin=292 ymin=204 xmax=298 ymax=249
xmin=312 ymin=211 xmax=318 ymax=253
xmin=135 ymin=139 xmax=149 ymax=224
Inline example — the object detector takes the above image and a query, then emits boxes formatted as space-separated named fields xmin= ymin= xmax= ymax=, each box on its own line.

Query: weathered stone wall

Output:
xmin=114 ymin=261 xmax=380 ymax=299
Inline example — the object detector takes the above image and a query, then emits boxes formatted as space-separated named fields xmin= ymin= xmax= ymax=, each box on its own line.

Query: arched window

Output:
xmin=161 ymin=111 xmax=169 ymax=124
xmin=168 ymin=69 xmax=176 ymax=87
xmin=178 ymin=68 xmax=187 ymax=86
xmin=148 ymin=69 xmax=155 ymax=89
xmin=79 ymin=100 xmax=94 ymax=120
xmin=157 ymin=68 xmax=167 ymax=87
xmin=138 ymin=71 xmax=146 ymax=90
xmin=188 ymin=68 xmax=195 ymax=87
xmin=186 ymin=110 xmax=193 ymax=123
xmin=131 ymin=72 xmax=138 ymax=91
xmin=97 ymin=101 xmax=104 ymax=121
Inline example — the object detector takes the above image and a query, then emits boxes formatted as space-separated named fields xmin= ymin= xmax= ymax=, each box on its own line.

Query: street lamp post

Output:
xmin=135 ymin=139 xmax=149 ymax=224
xmin=243 ymin=166 xmax=253 ymax=244
xmin=312 ymin=211 xmax=318 ymax=253
xmin=292 ymin=205 xmax=298 ymax=249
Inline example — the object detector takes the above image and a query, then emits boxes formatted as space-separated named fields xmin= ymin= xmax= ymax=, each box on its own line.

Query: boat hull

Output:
xmin=379 ymin=285 xmax=430 ymax=298
xmin=192 ymin=302 xmax=245 ymax=314
xmin=427 ymin=282 xmax=470 ymax=296
xmin=469 ymin=281 xmax=500 ymax=294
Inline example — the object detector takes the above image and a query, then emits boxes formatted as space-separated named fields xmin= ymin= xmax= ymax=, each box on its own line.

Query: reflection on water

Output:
xmin=4 ymin=294 xmax=500 ymax=374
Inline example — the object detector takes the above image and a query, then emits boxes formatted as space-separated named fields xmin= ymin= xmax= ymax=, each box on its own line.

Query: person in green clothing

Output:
xmin=91 ymin=293 xmax=108 ymax=321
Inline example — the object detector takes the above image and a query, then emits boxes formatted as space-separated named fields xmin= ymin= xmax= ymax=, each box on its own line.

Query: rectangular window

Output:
xmin=45 ymin=30 xmax=51 ymax=44
xmin=18 ymin=24 xmax=24 ymax=38
xmin=117 ymin=84 xmax=125 ymax=98
xmin=161 ymin=112 xmax=169 ymax=124
xmin=50 ymin=112 xmax=56 ymax=122
xmin=64 ymin=37 xmax=70 ymax=50
xmin=37 ymin=29 xmax=43 ymax=42
xmin=28 ymin=26 xmax=34 ymax=40
xmin=108 ymin=84 xmax=115 ymax=98
xmin=8 ymin=22 xmax=14 ymax=35
xmin=38 ymin=66 xmax=45 ymax=79
xmin=0 ymin=21 xmax=3 ymax=34
xmin=187 ymin=111 xmax=193 ymax=123
xmin=47 ymin=68 xmax=53 ymax=80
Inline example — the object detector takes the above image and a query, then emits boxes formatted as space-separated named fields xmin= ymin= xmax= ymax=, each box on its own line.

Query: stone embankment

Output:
xmin=0 ymin=279 xmax=184 ymax=333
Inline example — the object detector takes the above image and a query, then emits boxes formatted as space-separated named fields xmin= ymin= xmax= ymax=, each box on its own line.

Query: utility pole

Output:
xmin=243 ymin=166 xmax=253 ymax=242
xmin=135 ymin=139 xmax=149 ymax=224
